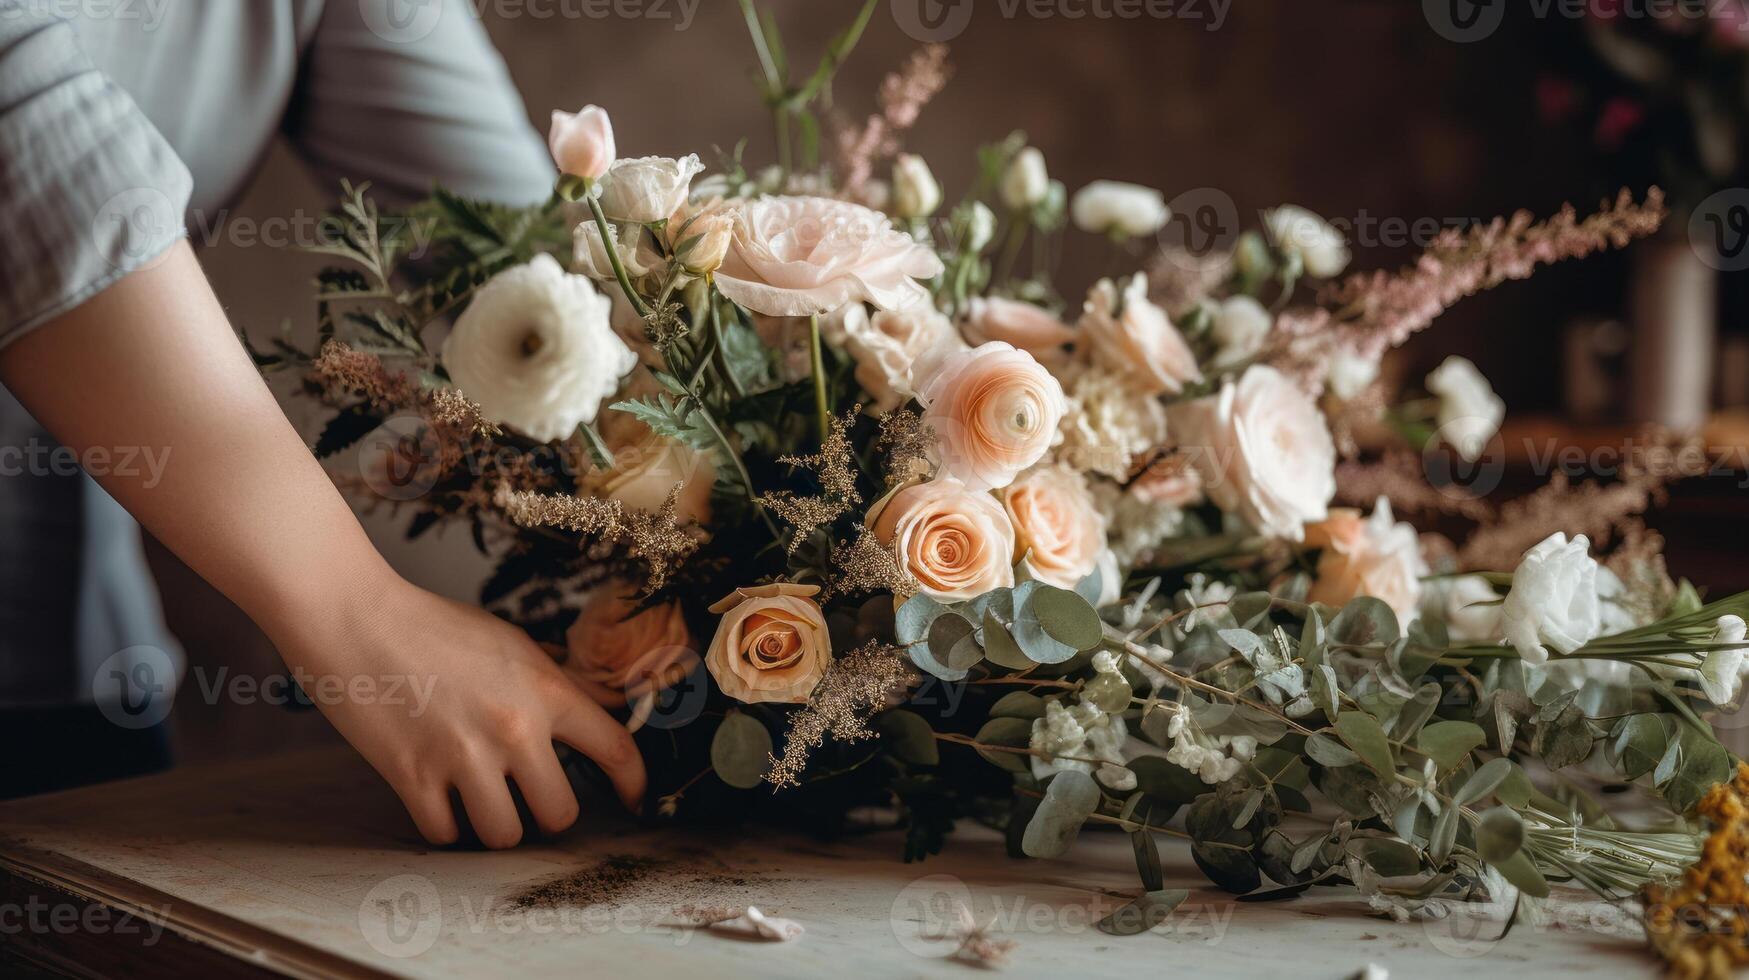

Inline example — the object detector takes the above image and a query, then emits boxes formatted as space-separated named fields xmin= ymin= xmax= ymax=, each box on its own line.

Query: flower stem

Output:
xmin=808 ymin=314 xmax=830 ymax=446
xmin=586 ymin=189 xmax=651 ymax=320
xmin=708 ymin=290 xmax=745 ymax=399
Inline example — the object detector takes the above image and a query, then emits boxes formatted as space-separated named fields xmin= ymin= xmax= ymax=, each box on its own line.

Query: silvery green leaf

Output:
xmin=1350 ymin=836 xmax=1421 ymax=877
xmin=929 ymin=612 xmax=981 ymax=671
xmin=876 ymin=709 xmax=939 ymax=766
xmin=907 ymin=640 xmax=969 ymax=682
xmin=1009 ymin=581 xmax=1078 ymax=664
xmin=1475 ymin=807 xmax=1524 ymax=863
xmin=1075 ymin=565 xmax=1104 ymax=606
xmin=1232 ymin=789 xmax=1264 ymax=830
xmin=1022 ymin=770 xmax=1101 ymax=859
xmin=1428 ymin=806 xmax=1459 ymax=864
xmin=1490 ymin=850 xmax=1550 ymax=898
xmin=1097 ymin=888 xmax=1188 ymax=937
xmin=975 ymin=717 xmax=1034 ymax=774
xmin=1229 ymin=592 xmax=1274 ymax=629
xmin=1418 ymin=721 xmax=1487 ymax=770
xmin=1305 ymin=732 xmax=1360 ymax=767
xmin=1128 ymin=755 xmax=1207 ymax=808
xmin=710 ymin=712 xmax=773 ymax=789
xmin=1219 ymin=628 xmax=1266 ymax=661
xmin=1391 ymin=682 xmax=1442 ymax=740
xmin=964 ymin=587 xmax=1015 ymax=624
xmin=1329 ymin=597 xmax=1399 ymax=648
xmin=1612 ymin=714 xmax=1673 ymax=781
xmin=981 ymin=610 xmax=1033 ymax=670
xmin=895 ymin=593 xmax=948 ymax=645
xmin=989 ymin=691 xmax=1047 ymax=720
xmin=1027 ymin=584 xmax=1104 ymax=651
xmin=1130 ymin=831 xmax=1164 ymax=892
xmin=1453 ymin=757 xmax=1512 ymax=806
xmin=1334 ymin=711 xmax=1395 ymax=776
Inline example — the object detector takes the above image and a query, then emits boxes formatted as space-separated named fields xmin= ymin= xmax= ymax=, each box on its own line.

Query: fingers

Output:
xmin=387 ymin=775 xmax=460 ymax=846
xmin=454 ymin=766 xmax=524 ymax=849
xmin=510 ymin=746 xmax=581 ymax=837
xmin=550 ymin=695 xmax=647 ymax=815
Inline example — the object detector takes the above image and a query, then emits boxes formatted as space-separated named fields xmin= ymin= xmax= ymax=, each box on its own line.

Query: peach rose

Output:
xmin=705 ymin=584 xmax=832 ymax=704
xmin=714 ymin=196 xmax=945 ymax=317
xmin=1304 ymin=497 xmax=1427 ymax=625
xmin=917 ymin=342 xmax=1067 ymax=492
xmin=1167 ymin=364 xmax=1335 ymax=542
xmin=868 ymin=478 xmax=1017 ymax=601
xmin=1003 ymin=467 xmax=1107 ymax=590
xmin=843 ymin=308 xmax=967 ymax=412
xmin=1078 ymin=275 xmax=1202 ymax=397
xmin=602 ymin=435 xmax=716 ymax=526
xmin=563 ymin=585 xmax=696 ymax=713
xmin=963 ymin=297 xmax=1076 ymax=368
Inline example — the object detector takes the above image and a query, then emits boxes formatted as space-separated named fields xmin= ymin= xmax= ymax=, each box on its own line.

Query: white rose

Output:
xmin=1168 ymin=364 xmax=1336 ymax=541
xmin=842 ymin=308 xmax=967 ymax=413
xmin=1699 ymin=615 xmax=1749 ymax=706
xmin=441 ymin=254 xmax=636 ymax=442
xmin=1079 ymin=275 xmax=1202 ymax=397
xmin=715 ymin=196 xmax=944 ymax=317
xmin=1071 ymin=180 xmax=1170 ymax=238
xmin=1500 ymin=532 xmax=1602 ymax=664
xmin=1426 ymin=355 xmax=1505 ymax=461
xmin=1002 ymin=147 xmax=1049 ymax=211
xmin=573 ymin=220 xmax=657 ymax=280
xmin=595 ymin=154 xmax=705 ymax=224
xmin=1422 ymin=574 xmax=1503 ymax=643
xmin=892 ymin=153 xmax=942 ymax=219
xmin=1327 ymin=346 xmax=1381 ymax=401
xmin=1264 ymin=205 xmax=1351 ymax=279
xmin=1208 ymin=295 xmax=1273 ymax=368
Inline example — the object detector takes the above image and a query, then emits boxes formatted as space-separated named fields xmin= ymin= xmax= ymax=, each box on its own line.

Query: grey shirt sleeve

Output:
xmin=0 ymin=1 xmax=193 ymax=348
xmin=283 ymin=0 xmax=555 ymax=208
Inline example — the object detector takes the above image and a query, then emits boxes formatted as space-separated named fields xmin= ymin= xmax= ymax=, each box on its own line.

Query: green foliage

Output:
xmin=710 ymin=712 xmax=773 ymax=789
xmin=1021 ymin=771 xmax=1101 ymax=859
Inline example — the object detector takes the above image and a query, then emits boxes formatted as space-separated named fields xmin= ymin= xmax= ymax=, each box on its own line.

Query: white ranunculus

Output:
xmin=1699 ymin=614 xmax=1749 ymax=706
xmin=715 ymin=196 xmax=945 ymax=317
xmin=595 ymin=154 xmax=704 ymax=224
xmin=1264 ymin=205 xmax=1351 ymax=279
xmin=1167 ymin=365 xmax=1337 ymax=541
xmin=1208 ymin=295 xmax=1273 ymax=368
xmin=1326 ymin=346 xmax=1381 ymax=401
xmin=891 ymin=154 xmax=941 ymax=219
xmin=1071 ymin=180 xmax=1170 ymax=238
xmin=1426 ymin=355 xmax=1505 ymax=462
xmin=1500 ymin=532 xmax=1602 ymax=665
xmin=1423 ymin=574 xmax=1503 ymax=643
xmin=842 ymin=308 xmax=967 ymax=413
xmin=441 ymin=254 xmax=636 ymax=442
xmin=1002 ymin=147 xmax=1049 ymax=211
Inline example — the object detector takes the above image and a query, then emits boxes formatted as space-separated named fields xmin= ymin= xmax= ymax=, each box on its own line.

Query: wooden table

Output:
xmin=0 ymin=748 xmax=1659 ymax=978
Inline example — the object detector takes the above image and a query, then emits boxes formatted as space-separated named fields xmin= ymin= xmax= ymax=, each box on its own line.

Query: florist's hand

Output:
xmin=272 ymin=577 xmax=645 ymax=849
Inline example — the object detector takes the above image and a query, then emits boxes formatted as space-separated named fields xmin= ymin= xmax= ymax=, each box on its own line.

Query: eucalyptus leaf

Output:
xmin=1022 ymin=770 xmax=1101 ymax=859
xmin=981 ymin=610 xmax=1034 ymax=670
xmin=1328 ymin=597 xmax=1399 ymax=648
xmin=1351 ymin=836 xmax=1421 ymax=877
xmin=1130 ymin=831 xmax=1165 ymax=892
xmin=1453 ymin=757 xmax=1512 ymax=806
xmin=1097 ymin=888 xmax=1189 ymax=936
xmin=989 ymin=691 xmax=1047 ymax=720
xmin=877 ymin=709 xmax=940 ymax=766
xmin=1613 ymin=714 xmax=1674 ymax=782
xmin=975 ymin=717 xmax=1034 ymax=774
xmin=1129 ymin=755 xmax=1207 ymax=808
xmin=1418 ymin=721 xmax=1487 ymax=770
xmin=1489 ymin=850 xmax=1550 ymax=899
xmin=1305 ymin=732 xmax=1360 ymax=767
xmin=1475 ymin=807 xmax=1524 ymax=863
xmin=1010 ymin=582 xmax=1079 ymax=664
xmin=710 ymin=712 xmax=773 ymax=789
xmin=1027 ymin=584 xmax=1104 ymax=651
xmin=1334 ymin=711 xmax=1395 ymax=776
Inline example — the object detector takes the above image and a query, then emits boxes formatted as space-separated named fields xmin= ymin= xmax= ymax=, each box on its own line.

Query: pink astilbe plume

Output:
xmin=1270 ymin=189 xmax=1667 ymax=390
xmin=836 ymin=44 xmax=951 ymax=204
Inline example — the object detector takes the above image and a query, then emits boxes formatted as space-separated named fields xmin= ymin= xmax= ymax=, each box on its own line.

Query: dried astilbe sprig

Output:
xmin=1334 ymin=451 xmax=1495 ymax=523
xmin=761 ymin=410 xmax=863 ymax=553
xmin=1269 ymin=189 xmax=1667 ymax=388
xmin=642 ymin=301 xmax=688 ymax=353
xmin=826 ymin=527 xmax=917 ymax=600
xmin=495 ymin=484 xmax=699 ymax=592
xmin=1643 ymin=762 xmax=1749 ymax=980
xmin=765 ymin=641 xmax=912 ymax=789
xmin=875 ymin=408 xmax=934 ymax=485
xmin=836 ymin=44 xmax=951 ymax=204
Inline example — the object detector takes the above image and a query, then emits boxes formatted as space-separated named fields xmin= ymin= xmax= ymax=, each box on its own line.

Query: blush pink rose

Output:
xmin=563 ymin=585 xmax=696 ymax=713
xmin=1003 ymin=467 xmax=1107 ymax=590
xmin=963 ymin=297 xmax=1077 ymax=368
xmin=705 ymin=584 xmax=832 ymax=704
xmin=1304 ymin=497 xmax=1427 ymax=626
xmin=917 ymin=342 xmax=1068 ymax=492
xmin=843 ymin=308 xmax=967 ymax=412
xmin=869 ymin=478 xmax=1017 ymax=602
xmin=1167 ymin=364 xmax=1335 ymax=542
xmin=1079 ymin=275 xmax=1202 ymax=397
xmin=714 ymin=196 xmax=945 ymax=317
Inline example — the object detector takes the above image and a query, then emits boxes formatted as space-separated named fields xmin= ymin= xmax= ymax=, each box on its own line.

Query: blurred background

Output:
xmin=164 ymin=0 xmax=1749 ymax=761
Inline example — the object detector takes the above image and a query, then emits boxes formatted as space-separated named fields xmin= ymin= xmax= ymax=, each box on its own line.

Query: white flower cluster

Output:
xmin=1029 ymin=653 xmax=1133 ymax=790
xmin=1162 ymin=708 xmax=1256 ymax=785
xmin=1058 ymin=365 xmax=1169 ymax=480
xmin=1174 ymin=572 xmax=1237 ymax=635
xmin=1092 ymin=481 xmax=1187 ymax=568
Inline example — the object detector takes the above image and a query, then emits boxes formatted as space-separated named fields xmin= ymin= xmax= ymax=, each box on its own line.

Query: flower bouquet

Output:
xmin=255 ymin=1 xmax=1749 ymax=964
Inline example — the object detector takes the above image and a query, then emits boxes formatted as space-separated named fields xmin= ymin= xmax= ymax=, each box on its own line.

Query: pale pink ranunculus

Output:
xmin=917 ymin=342 xmax=1067 ymax=492
xmin=1003 ymin=467 xmax=1107 ymax=590
xmin=843 ymin=308 xmax=967 ymax=412
xmin=705 ymin=584 xmax=831 ymax=704
xmin=1078 ymin=275 xmax=1202 ymax=397
xmin=1167 ymin=364 xmax=1336 ymax=542
xmin=563 ymin=584 xmax=695 ymax=711
xmin=549 ymin=106 xmax=616 ymax=181
xmin=714 ymin=196 xmax=945 ymax=317
xmin=963 ymin=297 xmax=1076 ymax=368
xmin=1303 ymin=497 xmax=1427 ymax=626
xmin=868 ymin=478 xmax=1017 ymax=602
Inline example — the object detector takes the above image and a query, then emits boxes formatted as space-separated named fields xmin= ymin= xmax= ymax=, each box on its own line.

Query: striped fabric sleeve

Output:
xmin=0 ymin=1 xmax=192 ymax=348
